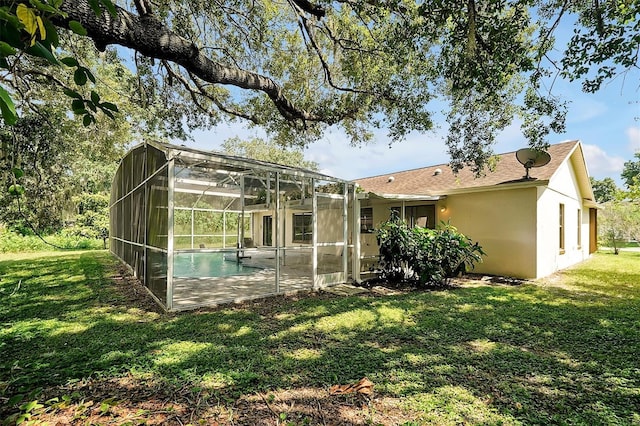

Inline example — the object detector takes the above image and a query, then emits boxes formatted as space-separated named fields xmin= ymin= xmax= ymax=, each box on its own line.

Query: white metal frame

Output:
xmin=110 ymin=141 xmax=357 ymax=311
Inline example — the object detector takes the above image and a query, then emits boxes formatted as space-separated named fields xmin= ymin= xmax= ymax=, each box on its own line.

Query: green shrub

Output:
xmin=66 ymin=193 xmax=110 ymax=248
xmin=412 ymin=222 xmax=485 ymax=286
xmin=375 ymin=210 xmax=417 ymax=282
xmin=0 ymin=227 xmax=104 ymax=253
xmin=375 ymin=213 xmax=484 ymax=287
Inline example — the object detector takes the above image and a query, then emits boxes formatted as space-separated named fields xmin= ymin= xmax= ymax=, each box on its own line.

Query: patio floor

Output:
xmin=171 ymin=254 xmax=348 ymax=310
xmin=172 ymin=268 xmax=310 ymax=310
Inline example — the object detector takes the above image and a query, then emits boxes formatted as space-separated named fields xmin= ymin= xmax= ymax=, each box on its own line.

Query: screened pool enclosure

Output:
xmin=110 ymin=142 xmax=358 ymax=311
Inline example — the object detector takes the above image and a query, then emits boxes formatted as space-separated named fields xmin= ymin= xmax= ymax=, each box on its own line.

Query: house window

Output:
xmin=293 ymin=213 xmax=312 ymax=243
xmin=559 ymin=204 xmax=565 ymax=253
xmin=391 ymin=205 xmax=436 ymax=229
xmin=361 ymin=207 xmax=374 ymax=233
xmin=577 ymin=209 xmax=582 ymax=248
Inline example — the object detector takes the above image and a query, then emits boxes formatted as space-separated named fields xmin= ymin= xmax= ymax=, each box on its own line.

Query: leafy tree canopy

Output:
xmin=597 ymin=173 xmax=640 ymax=254
xmin=622 ymin=152 xmax=640 ymax=189
xmin=0 ymin=0 xmax=638 ymax=173
xmin=221 ymin=136 xmax=319 ymax=170
xmin=0 ymin=36 xmax=174 ymax=233
xmin=590 ymin=176 xmax=618 ymax=203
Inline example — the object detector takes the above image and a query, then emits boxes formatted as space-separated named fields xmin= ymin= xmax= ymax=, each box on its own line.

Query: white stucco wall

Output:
xmin=360 ymin=180 xmax=594 ymax=279
xmin=536 ymin=161 xmax=591 ymax=277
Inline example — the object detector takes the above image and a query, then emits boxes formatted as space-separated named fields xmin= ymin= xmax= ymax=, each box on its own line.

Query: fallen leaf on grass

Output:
xmin=329 ymin=377 xmax=374 ymax=396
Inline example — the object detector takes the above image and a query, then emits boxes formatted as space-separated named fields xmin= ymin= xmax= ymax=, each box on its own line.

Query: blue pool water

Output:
xmin=173 ymin=252 xmax=261 ymax=278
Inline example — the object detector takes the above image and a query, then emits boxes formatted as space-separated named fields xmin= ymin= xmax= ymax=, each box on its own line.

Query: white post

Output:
xmin=239 ymin=175 xmax=245 ymax=261
xmin=166 ymin=158 xmax=175 ymax=311
xmin=223 ymin=211 xmax=226 ymax=249
xmin=266 ymin=171 xmax=271 ymax=206
xmin=312 ymin=178 xmax=318 ymax=290
xmin=191 ymin=208 xmax=195 ymax=249
xmin=342 ymin=182 xmax=348 ymax=282
xmin=275 ymin=172 xmax=281 ymax=293
xmin=143 ymin=143 xmax=148 ymax=287
xmin=352 ymin=189 xmax=361 ymax=283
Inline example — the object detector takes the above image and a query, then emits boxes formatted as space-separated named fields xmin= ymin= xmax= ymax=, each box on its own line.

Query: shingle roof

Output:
xmin=356 ymin=140 xmax=580 ymax=196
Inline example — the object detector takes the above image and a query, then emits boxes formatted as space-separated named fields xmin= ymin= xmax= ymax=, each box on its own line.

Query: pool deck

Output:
xmin=171 ymin=261 xmax=347 ymax=310
xmin=170 ymin=249 xmax=353 ymax=310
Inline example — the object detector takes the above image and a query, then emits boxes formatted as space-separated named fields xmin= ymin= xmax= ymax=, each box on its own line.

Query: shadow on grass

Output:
xmin=1 ymin=252 xmax=639 ymax=424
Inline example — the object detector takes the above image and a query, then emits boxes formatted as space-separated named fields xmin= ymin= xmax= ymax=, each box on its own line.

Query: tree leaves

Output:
xmin=561 ymin=1 xmax=640 ymax=92
xmin=59 ymin=57 xmax=115 ymax=125
xmin=621 ymin=153 xmax=640 ymax=189
xmin=0 ymin=41 xmax=17 ymax=57
xmin=63 ymin=58 xmax=97 ymax=87
xmin=0 ymin=2 xmax=105 ymax=128
xmin=88 ymin=0 xmax=118 ymax=17
xmin=8 ymin=167 xmax=25 ymax=197
xmin=60 ymin=57 xmax=79 ymax=67
xmin=68 ymin=20 xmax=87 ymax=36
xmin=8 ymin=184 xmax=25 ymax=196
xmin=0 ymin=0 xmax=637 ymax=172
xmin=67 ymin=89 xmax=119 ymax=126
xmin=16 ymin=4 xmax=38 ymax=46
xmin=11 ymin=167 xmax=24 ymax=179
xmin=25 ymin=41 xmax=58 ymax=64
xmin=590 ymin=177 xmax=618 ymax=203
xmin=0 ymin=2 xmax=64 ymax=124
xmin=74 ymin=68 xmax=88 ymax=86
xmin=0 ymin=85 xmax=17 ymax=125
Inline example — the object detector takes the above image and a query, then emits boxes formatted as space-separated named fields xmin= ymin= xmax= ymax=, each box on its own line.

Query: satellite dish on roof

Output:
xmin=516 ymin=148 xmax=551 ymax=179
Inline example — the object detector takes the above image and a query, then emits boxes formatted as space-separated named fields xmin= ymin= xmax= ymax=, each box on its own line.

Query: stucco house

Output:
xmin=354 ymin=140 xmax=598 ymax=279
xmin=111 ymin=139 xmax=597 ymax=310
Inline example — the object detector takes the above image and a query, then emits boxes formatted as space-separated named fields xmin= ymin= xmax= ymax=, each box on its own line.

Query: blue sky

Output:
xmin=182 ymin=19 xmax=640 ymax=187
xmin=186 ymin=72 xmax=639 ymax=187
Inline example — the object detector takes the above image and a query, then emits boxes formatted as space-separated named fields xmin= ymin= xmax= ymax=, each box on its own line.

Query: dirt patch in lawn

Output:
xmin=20 ymin=376 xmax=421 ymax=425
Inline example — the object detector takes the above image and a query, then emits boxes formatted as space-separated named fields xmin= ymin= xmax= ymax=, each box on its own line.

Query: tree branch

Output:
xmin=53 ymin=0 xmax=319 ymax=124
xmin=298 ymin=14 xmax=371 ymax=95
xmin=291 ymin=0 xmax=325 ymax=18
xmin=133 ymin=0 xmax=153 ymax=16
xmin=162 ymin=61 xmax=261 ymax=123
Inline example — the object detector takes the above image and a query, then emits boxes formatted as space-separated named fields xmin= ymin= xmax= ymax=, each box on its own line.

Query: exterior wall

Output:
xmin=358 ymin=200 xmax=443 ymax=258
xmin=536 ymin=161 xmax=591 ymax=277
xmin=362 ymin=189 xmax=539 ymax=278
xmin=250 ymin=211 xmax=271 ymax=247
xmin=249 ymin=203 xmax=344 ymax=250
xmin=442 ymin=188 xmax=538 ymax=278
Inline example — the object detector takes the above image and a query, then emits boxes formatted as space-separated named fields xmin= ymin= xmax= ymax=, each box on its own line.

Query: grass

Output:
xmin=0 ymin=229 xmax=105 ymax=253
xmin=1 ymin=250 xmax=639 ymax=424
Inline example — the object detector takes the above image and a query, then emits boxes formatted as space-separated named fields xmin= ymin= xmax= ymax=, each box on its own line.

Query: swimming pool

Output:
xmin=173 ymin=252 xmax=262 ymax=278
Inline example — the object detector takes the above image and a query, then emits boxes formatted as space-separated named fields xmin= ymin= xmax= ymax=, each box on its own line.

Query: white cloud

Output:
xmin=188 ymin=119 xmax=616 ymax=182
xmin=305 ymin=128 xmax=450 ymax=180
xmin=185 ymin=123 xmax=450 ymax=180
xmin=627 ymin=127 xmax=640 ymax=152
xmin=582 ymin=143 xmax=626 ymax=176
xmin=565 ymin=97 xmax=608 ymax=124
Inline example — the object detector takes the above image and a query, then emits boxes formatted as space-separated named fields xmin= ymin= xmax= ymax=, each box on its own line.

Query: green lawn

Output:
xmin=1 ymin=251 xmax=639 ymax=425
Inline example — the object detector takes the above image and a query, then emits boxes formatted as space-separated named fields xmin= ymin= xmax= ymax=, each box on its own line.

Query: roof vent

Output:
xmin=387 ymin=176 xmax=395 ymax=183
xmin=434 ymin=168 xmax=442 ymax=176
